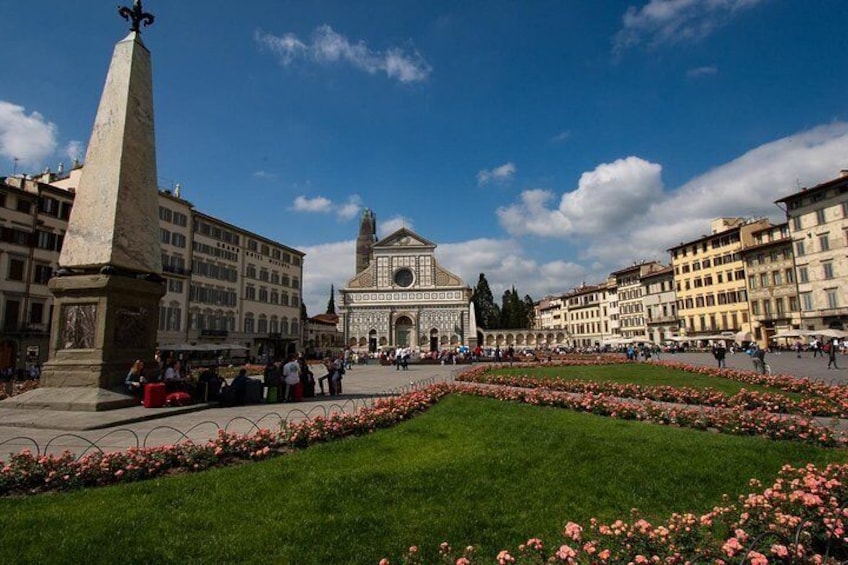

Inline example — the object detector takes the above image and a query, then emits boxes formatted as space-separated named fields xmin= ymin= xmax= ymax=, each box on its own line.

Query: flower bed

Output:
xmin=456 ymin=366 xmax=845 ymax=418
xmin=450 ymin=383 xmax=845 ymax=448
xmin=1 ymin=377 xmax=844 ymax=497
xmin=383 ymin=461 xmax=848 ymax=564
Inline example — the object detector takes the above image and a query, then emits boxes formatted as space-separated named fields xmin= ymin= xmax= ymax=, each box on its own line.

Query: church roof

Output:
xmin=373 ymin=227 xmax=437 ymax=250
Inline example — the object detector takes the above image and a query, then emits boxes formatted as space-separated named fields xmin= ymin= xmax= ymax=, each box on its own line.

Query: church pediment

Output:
xmin=374 ymin=228 xmax=436 ymax=250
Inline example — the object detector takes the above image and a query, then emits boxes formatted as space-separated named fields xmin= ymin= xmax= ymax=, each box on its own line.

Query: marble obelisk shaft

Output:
xmin=60 ymin=32 xmax=161 ymax=273
xmin=3 ymin=31 xmax=165 ymax=411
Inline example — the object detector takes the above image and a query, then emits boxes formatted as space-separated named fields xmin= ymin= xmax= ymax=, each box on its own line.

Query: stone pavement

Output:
xmin=661 ymin=351 xmax=848 ymax=385
xmin=0 ymin=362 xmax=462 ymax=458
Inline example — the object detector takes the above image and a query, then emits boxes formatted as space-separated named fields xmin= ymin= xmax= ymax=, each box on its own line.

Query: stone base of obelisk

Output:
xmin=3 ymin=273 xmax=165 ymax=411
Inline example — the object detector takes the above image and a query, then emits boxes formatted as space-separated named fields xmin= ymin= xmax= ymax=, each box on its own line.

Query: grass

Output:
xmin=491 ymin=363 xmax=806 ymax=399
xmin=1 ymin=394 xmax=844 ymax=564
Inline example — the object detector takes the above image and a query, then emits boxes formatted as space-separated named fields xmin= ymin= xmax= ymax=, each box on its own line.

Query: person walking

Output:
xmin=282 ymin=355 xmax=300 ymax=402
xmin=827 ymin=339 xmax=840 ymax=370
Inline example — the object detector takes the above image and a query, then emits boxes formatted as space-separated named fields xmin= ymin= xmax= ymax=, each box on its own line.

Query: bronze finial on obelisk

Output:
xmin=118 ymin=0 xmax=155 ymax=33
xmin=4 ymin=2 xmax=166 ymax=411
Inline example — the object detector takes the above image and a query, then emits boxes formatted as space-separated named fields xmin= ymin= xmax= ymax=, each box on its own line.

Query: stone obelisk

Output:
xmin=4 ymin=2 xmax=165 ymax=411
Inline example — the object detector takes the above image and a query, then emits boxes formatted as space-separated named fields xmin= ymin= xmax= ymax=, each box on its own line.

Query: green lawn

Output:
xmin=1 ymin=395 xmax=843 ymax=564
xmin=491 ymin=363 xmax=805 ymax=399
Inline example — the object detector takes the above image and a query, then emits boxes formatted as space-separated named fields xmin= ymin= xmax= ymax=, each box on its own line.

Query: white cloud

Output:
xmin=256 ymin=25 xmax=432 ymax=84
xmin=64 ymin=140 xmax=84 ymax=163
xmin=253 ymin=170 xmax=278 ymax=180
xmin=377 ymin=215 xmax=414 ymax=238
xmin=336 ymin=195 xmax=363 ymax=220
xmin=292 ymin=195 xmax=333 ymax=213
xmin=291 ymin=194 xmax=362 ymax=220
xmin=0 ymin=100 xmax=58 ymax=168
xmin=513 ymin=122 xmax=848 ymax=271
xmin=687 ymin=65 xmax=718 ymax=77
xmin=300 ymin=240 xmax=356 ymax=317
xmin=477 ymin=162 xmax=516 ymax=186
xmin=497 ymin=156 xmax=663 ymax=237
xmin=613 ymin=0 xmax=766 ymax=53
xmin=551 ymin=131 xmax=571 ymax=143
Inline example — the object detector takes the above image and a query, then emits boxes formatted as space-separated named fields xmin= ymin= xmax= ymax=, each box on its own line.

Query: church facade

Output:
xmin=340 ymin=210 xmax=475 ymax=353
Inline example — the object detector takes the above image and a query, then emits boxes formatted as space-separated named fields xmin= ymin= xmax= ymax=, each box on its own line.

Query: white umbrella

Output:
xmin=735 ymin=330 xmax=754 ymax=343
xmin=814 ymin=329 xmax=848 ymax=339
xmin=771 ymin=329 xmax=810 ymax=339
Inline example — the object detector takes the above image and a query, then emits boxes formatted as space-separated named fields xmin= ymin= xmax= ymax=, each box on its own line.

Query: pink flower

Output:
xmin=556 ymin=544 xmax=577 ymax=561
xmin=564 ymin=521 xmax=583 ymax=541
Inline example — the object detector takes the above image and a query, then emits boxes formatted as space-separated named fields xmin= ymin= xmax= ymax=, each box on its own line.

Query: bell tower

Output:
xmin=355 ymin=208 xmax=377 ymax=274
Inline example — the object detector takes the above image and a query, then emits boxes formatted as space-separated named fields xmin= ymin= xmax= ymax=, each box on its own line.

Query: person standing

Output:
xmin=827 ymin=339 xmax=840 ymax=370
xmin=282 ymin=355 xmax=300 ymax=402
xmin=124 ymin=359 xmax=146 ymax=397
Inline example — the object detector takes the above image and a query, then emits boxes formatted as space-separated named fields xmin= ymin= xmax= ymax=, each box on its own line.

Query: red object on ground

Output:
xmin=292 ymin=382 xmax=303 ymax=402
xmin=165 ymin=391 xmax=192 ymax=407
xmin=143 ymin=383 xmax=167 ymax=408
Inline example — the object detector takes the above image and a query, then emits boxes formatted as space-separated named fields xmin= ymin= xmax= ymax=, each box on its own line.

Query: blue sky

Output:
xmin=3 ymin=0 xmax=848 ymax=316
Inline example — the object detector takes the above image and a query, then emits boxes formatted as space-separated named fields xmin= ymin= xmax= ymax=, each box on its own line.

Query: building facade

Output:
xmin=340 ymin=215 xmax=474 ymax=353
xmin=0 ymin=167 xmax=304 ymax=370
xmin=641 ymin=266 xmax=678 ymax=344
xmin=669 ymin=218 xmax=770 ymax=339
xmin=613 ymin=262 xmax=664 ymax=340
xmin=565 ymin=284 xmax=605 ymax=348
xmin=776 ymin=172 xmax=848 ymax=331
xmin=740 ymin=222 xmax=800 ymax=346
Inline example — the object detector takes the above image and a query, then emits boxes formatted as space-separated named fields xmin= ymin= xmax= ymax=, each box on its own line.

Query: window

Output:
xmin=171 ymin=233 xmax=186 ymax=248
xmin=762 ymin=300 xmax=772 ymax=317
xmin=245 ymin=285 xmax=256 ymax=300
xmin=823 ymin=262 xmax=834 ymax=280
xmin=793 ymin=216 xmax=802 ymax=230
xmin=801 ymin=292 xmax=813 ymax=311
xmin=160 ymin=229 xmax=170 ymax=245
xmin=799 ymin=266 xmax=809 ymax=283
xmin=33 ymin=264 xmax=52 ymax=284
xmin=796 ymin=241 xmax=806 ymax=257
xmin=29 ymin=302 xmax=44 ymax=325
xmin=816 ymin=208 xmax=826 ymax=225
xmin=748 ymin=276 xmax=757 ymax=290
xmin=773 ymin=271 xmax=782 ymax=286
xmin=751 ymin=301 xmax=760 ymax=315
xmin=843 ymin=201 xmax=848 ymax=218
xmin=785 ymin=268 xmax=795 ymax=284
xmin=826 ymin=288 xmax=839 ymax=309
xmin=8 ymin=258 xmax=24 ymax=281
xmin=775 ymin=297 xmax=785 ymax=315
xmin=16 ymin=199 xmax=31 ymax=213
xmin=819 ymin=234 xmax=830 ymax=252
xmin=246 ymin=264 xmax=256 ymax=279
xmin=244 ymin=316 xmax=255 ymax=334
xmin=789 ymin=296 xmax=799 ymax=311
xmin=759 ymin=273 xmax=769 ymax=287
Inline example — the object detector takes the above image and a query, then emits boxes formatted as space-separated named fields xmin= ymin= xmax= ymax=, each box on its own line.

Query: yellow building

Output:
xmin=669 ymin=218 xmax=771 ymax=339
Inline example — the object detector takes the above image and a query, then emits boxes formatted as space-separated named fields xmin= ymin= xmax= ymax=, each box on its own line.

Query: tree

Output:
xmin=326 ymin=284 xmax=336 ymax=315
xmin=523 ymin=294 xmax=536 ymax=328
xmin=472 ymin=273 xmax=500 ymax=329
xmin=301 ymin=300 xmax=308 ymax=321
xmin=501 ymin=287 xmax=526 ymax=329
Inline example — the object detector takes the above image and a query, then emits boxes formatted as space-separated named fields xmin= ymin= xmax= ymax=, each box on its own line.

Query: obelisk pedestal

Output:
xmin=3 ymin=8 xmax=164 ymax=411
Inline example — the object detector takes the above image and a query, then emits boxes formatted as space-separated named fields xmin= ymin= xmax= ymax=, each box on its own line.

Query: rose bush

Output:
xmin=382 ymin=462 xmax=848 ymax=564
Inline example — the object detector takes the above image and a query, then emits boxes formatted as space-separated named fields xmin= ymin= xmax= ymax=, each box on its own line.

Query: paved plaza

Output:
xmin=0 ymin=353 xmax=845 ymax=458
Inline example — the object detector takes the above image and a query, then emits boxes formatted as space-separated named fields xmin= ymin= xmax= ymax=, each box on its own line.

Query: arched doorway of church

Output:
xmin=429 ymin=328 xmax=439 ymax=352
xmin=394 ymin=316 xmax=413 ymax=347
xmin=368 ymin=330 xmax=377 ymax=353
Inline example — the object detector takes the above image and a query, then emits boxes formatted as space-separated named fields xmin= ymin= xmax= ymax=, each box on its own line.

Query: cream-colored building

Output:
xmin=776 ymin=171 xmax=848 ymax=331
xmin=0 ymin=166 xmax=304 ymax=369
xmin=565 ymin=283 xmax=604 ymax=348
xmin=613 ymin=262 xmax=664 ymax=340
xmin=535 ymin=294 xmax=566 ymax=332
xmin=641 ymin=265 xmax=678 ymax=344
xmin=740 ymin=222 xmax=800 ymax=347
xmin=670 ymin=218 xmax=771 ymax=339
